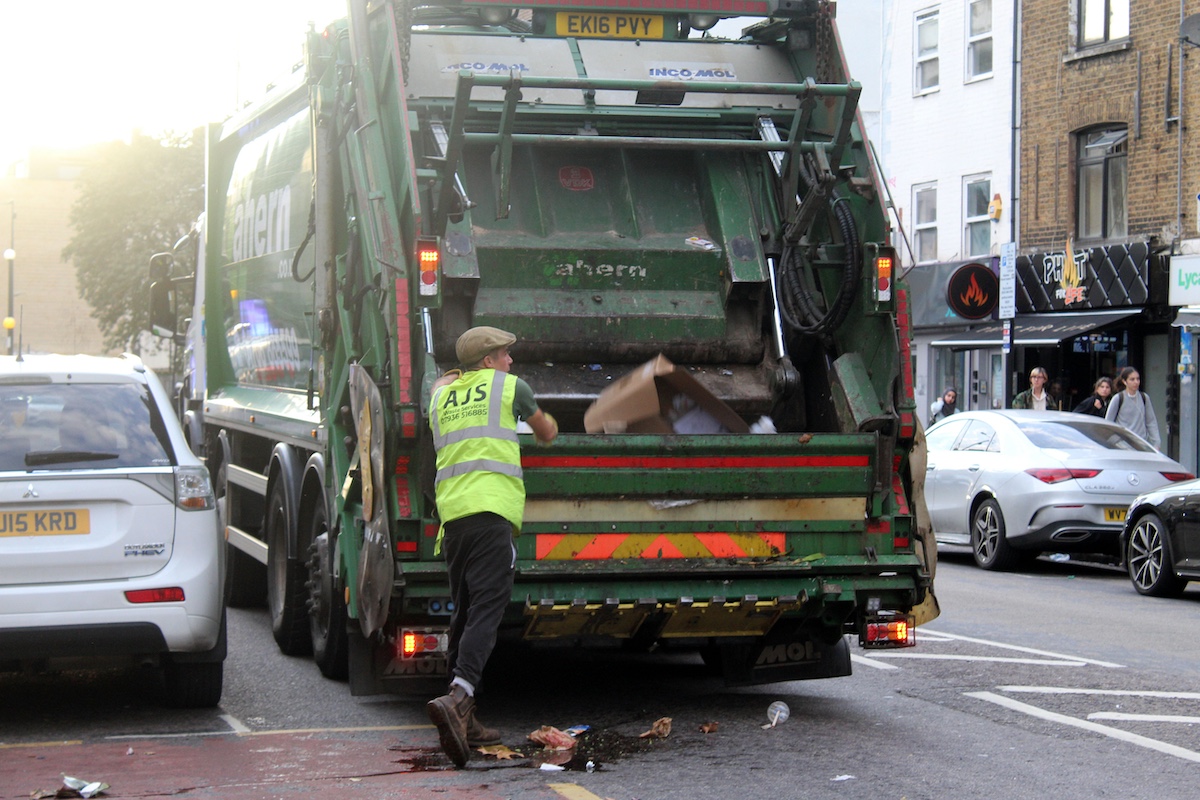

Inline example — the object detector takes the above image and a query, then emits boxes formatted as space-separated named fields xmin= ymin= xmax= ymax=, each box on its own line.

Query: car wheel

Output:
xmin=162 ymin=661 xmax=223 ymax=709
xmin=308 ymin=500 xmax=349 ymax=680
xmin=221 ymin=463 xmax=266 ymax=608
xmin=1125 ymin=513 xmax=1187 ymax=598
xmin=267 ymin=480 xmax=312 ymax=655
xmin=970 ymin=498 xmax=1020 ymax=571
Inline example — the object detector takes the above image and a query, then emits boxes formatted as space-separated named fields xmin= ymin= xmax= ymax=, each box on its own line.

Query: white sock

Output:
xmin=451 ymin=676 xmax=474 ymax=696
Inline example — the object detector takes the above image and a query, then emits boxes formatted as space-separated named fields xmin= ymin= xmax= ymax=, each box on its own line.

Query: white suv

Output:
xmin=0 ymin=354 xmax=224 ymax=707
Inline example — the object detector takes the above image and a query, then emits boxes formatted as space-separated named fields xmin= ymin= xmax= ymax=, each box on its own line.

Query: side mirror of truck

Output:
xmin=150 ymin=280 xmax=175 ymax=338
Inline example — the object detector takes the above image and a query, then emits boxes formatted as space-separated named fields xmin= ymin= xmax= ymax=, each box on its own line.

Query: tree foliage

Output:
xmin=62 ymin=132 xmax=203 ymax=356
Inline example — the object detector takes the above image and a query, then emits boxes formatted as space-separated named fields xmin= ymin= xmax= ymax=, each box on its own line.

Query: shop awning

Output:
xmin=931 ymin=309 xmax=1140 ymax=348
xmin=1173 ymin=307 xmax=1200 ymax=328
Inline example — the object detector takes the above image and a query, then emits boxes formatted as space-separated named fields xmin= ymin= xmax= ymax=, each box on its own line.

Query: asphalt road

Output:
xmin=3 ymin=552 xmax=1200 ymax=799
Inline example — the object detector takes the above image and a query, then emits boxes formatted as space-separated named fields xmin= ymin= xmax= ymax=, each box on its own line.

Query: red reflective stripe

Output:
xmin=866 ymin=519 xmax=891 ymax=534
xmin=577 ymin=535 xmax=625 ymax=559
xmin=522 ymin=455 xmax=869 ymax=469
xmin=641 ymin=535 xmax=686 ymax=558
xmin=694 ymin=532 xmax=746 ymax=557
xmin=538 ymin=533 xmax=565 ymax=559
xmin=395 ymin=278 xmax=412 ymax=403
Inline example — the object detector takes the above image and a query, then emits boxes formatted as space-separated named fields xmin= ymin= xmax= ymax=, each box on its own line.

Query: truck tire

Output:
xmin=308 ymin=501 xmax=349 ymax=680
xmin=1126 ymin=513 xmax=1186 ymax=597
xmin=267 ymin=480 xmax=312 ymax=655
xmin=220 ymin=463 xmax=265 ymax=608
xmin=970 ymin=498 xmax=1019 ymax=571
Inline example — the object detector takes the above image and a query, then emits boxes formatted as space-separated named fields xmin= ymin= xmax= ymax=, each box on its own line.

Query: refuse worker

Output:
xmin=1012 ymin=366 xmax=1057 ymax=410
xmin=928 ymin=387 xmax=959 ymax=425
xmin=425 ymin=326 xmax=558 ymax=768
xmin=1072 ymin=376 xmax=1113 ymax=417
xmin=1105 ymin=366 xmax=1161 ymax=449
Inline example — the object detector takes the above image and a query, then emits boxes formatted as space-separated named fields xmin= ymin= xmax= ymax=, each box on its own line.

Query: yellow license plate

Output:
xmin=1104 ymin=507 xmax=1128 ymax=522
xmin=556 ymin=11 xmax=665 ymax=39
xmin=0 ymin=509 xmax=91 ymax=536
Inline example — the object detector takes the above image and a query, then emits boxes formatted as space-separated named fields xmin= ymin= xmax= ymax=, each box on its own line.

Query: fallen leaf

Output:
xmin=477 ymin=744 xmax=522 ymax=760
xmin=699 ymin=721 xmax=719 ymax=734
xmin=528 ymin=725 xmax=576 ymax=750
xmin=638 ymin=716 xmax=672 ymax=739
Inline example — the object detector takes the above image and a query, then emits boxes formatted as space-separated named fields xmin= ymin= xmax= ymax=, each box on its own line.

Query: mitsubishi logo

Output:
xmin=1127 ymin=473 xmax=1141 ymax=487
xmin=22 ymin=484 xmax=39 ymax=499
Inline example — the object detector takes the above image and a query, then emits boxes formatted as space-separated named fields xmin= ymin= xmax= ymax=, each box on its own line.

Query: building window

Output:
xmin=967 ymin=0 xmax=993 ymax=79
xmin=1077 ymin=126 xmax=1128 ymax=240
xmin=915 ymin=9 xmax=939 ymax=94
xmin=1079 ymin=0 xmax=1129 ymax=47
xmin=964 ymin=176 xmax=991 ymax=257
xmin=914 ymin=183 xmax=938 ymax=263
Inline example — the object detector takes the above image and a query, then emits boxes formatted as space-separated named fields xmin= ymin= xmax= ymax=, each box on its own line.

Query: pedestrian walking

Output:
xmin=1012 ymin=367 xmax=1057 ymax=410
xmin=1072 ymin=376 xmax=1113 ymax=417
xmin=425 ymin=326 xmax=558 ymax=768
xmin=1105 ymin=366 xmax=1161 ymax=449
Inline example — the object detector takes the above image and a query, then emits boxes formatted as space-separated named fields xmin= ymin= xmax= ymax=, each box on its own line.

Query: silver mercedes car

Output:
xmin=924 ymin=410 xmax=1193 ymax=570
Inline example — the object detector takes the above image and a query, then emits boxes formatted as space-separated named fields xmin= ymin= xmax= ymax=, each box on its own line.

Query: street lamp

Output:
xmin=4 ymin=201 xmax=11 ymax=356
xmin=3 ymin=247 xmax=12 ymax=356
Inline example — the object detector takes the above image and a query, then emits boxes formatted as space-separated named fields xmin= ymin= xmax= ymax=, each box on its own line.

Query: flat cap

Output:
xmin=456 ymin=326 xmax=516 ymax=366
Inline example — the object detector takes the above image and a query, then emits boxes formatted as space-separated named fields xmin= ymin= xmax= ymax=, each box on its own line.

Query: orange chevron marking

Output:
xmin=534 ymin=532 xmax=790 ymax=560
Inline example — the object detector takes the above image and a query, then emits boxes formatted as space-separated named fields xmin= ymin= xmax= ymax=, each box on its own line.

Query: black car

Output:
xmin=1121 ymin=477 xmax=1200 ymax=596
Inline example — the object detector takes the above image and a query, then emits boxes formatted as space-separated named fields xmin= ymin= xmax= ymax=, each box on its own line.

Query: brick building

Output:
xmin=1018 ymin=0 xmax=1200 ymax=467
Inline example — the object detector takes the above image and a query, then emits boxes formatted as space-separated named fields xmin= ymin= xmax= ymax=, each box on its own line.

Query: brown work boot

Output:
xmin=465 ymin=704 xmax=502 ymax=747
xmin=426 ymin=684 xmax=471 ymax=767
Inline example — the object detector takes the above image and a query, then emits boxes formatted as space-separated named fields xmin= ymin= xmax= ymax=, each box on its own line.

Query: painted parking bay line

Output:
xmin=1089 ymin=712 xmax=1200 ymax=724
xmin=920 ymin=628 xmax=1124 ymax=668
xmin=998 ymin=686 xmax=1200 ymax=700
xmin=967 ymin=690 xmax=1200 ymax=764
xmin=548 ymin=783 xmax=606 ymax=800
xmin=866 ymin=653 xmax=1088 ymax=666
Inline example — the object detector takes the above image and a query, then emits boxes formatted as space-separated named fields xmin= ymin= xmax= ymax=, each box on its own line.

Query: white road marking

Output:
xmin=1088 ymin=712 xmax=1200 ymax=724
xmin=866 ymin=653 xmax=1087 ymax=666
xmin=921 ymin=628 xmax=1124 ymax=668
xmin=967 ymin=691 xmax=1200 ymax=764
xmin=105 ymin=723 xmax=433 ymax=741
xmin=999 ymin=686 xmax=1200 ymax=700
xmin=221 ymin=713 xmax=252 ymax=733
xmin=850 ymin=653 xmax=900 ymax=670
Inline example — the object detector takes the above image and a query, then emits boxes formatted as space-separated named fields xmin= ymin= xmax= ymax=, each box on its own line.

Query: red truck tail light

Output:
xmin=398 ymin=628 xmax=448 ymax=659
xmin=874 ymin=252 xmax=894 ymax=303
xmin=416 ymin=237 xmax=440 ymax=298
xmin=862 ymin=615 xmax=915 ymax=648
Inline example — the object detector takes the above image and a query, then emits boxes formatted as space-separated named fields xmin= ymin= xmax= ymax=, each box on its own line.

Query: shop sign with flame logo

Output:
xmin=946 ymin=262 xmax=999 ymax=320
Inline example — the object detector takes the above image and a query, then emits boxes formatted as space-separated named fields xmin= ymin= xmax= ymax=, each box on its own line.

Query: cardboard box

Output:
xmin=583 ymin=355 xmax=750 ymax=434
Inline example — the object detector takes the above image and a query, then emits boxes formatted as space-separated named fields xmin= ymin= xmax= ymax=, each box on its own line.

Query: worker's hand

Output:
xmin=532 ymin=411 xmax=558 ymax=446
xmin=432 ymin=369 xmax=462 ymax=389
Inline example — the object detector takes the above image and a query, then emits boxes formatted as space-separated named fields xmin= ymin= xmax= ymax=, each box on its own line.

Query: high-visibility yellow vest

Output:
xmin=429 ymin=369 xmax=524 ymax=549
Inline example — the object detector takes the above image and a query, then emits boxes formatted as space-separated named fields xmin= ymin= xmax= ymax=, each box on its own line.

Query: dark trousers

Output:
xmin=442 ymin=512 xmax=516 ymax=689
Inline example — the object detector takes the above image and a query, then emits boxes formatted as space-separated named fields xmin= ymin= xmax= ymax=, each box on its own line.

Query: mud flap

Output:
xmin=717 ymin=634 xmax=851 ymax=686
xmin=349 ymin=364 xmax=393 ymax=637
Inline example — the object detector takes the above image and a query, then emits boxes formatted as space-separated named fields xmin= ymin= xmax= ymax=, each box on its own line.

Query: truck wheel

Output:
xmin=970 ymin=498 xmax=1019 ymax=571
xmin=267 ymin=480 xmax=312 ymax=655
xmin=1126 ymin=513 xmax=1186 ymax=597
xmin=308 ymin=501 xmax=349 ymax=680
xmin=221 ymin=463 xmax=265 ymax=608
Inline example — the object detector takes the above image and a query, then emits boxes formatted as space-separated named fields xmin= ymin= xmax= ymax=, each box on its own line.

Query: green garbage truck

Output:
xmin=150 ymin=0 xmax=938 ymax=694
